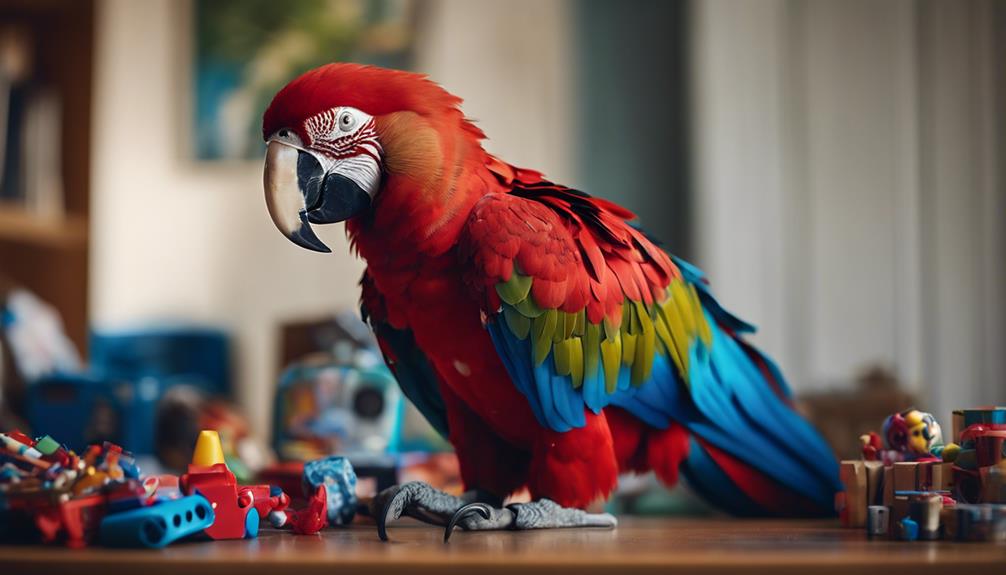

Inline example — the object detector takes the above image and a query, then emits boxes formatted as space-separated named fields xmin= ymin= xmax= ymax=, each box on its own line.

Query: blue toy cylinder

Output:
xmin=100 ymin=495 xmax=215 ymax=548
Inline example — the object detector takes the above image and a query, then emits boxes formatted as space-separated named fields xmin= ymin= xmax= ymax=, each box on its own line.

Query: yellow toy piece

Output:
xmin=71 ymin=466 xmax=108 ymax=495
xmin=904 ymin=409 xmax=943 ymax=457
xmin=191 ymin=430 xmax=226 ymax=467
xmin=939 ymin=442 xmax=960 ymax=462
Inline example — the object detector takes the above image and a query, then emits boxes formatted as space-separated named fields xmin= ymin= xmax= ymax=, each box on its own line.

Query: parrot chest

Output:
xmin=367 ymin=255 xmax=539 ymax=447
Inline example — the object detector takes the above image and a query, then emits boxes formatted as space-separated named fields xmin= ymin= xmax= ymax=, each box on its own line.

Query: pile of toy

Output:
xmin=0 ymin=429 xmax=356 ymax=548
xmin=838 ymin=406 xmax=1005 ymax=541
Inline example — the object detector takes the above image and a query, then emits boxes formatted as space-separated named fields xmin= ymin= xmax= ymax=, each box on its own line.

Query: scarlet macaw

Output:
xmin=261 ymin=64 xmax=841 ymax=540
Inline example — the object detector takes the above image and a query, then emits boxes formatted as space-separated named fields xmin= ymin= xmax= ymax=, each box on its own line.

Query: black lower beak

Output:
xmin=307 ymin=171 xmax=372 ymax=225
xmin=289 ymin=210 xmax=331 ymax=253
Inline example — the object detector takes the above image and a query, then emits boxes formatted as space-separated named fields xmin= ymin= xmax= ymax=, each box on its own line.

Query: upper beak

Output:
xmin=265 ymin=139 xmax=331 ymax=251
xmin=263 ymin=140 xmax=372 ymax=253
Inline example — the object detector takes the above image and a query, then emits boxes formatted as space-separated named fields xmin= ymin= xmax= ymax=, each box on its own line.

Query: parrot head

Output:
xmin=261 ymin=63 xmax=477 ymax=252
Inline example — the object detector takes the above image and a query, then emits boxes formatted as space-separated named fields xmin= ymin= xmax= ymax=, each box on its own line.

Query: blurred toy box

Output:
xmin=24 ymin=326 xmax=231 ymax=455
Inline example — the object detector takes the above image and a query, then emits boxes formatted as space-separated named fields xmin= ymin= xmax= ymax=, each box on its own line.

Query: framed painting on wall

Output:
xmin=193 ymin=0 xmax=418 ymax=161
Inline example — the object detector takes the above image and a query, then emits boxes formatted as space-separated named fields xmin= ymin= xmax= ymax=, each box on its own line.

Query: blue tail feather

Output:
xmin=485 ymin=260 xmax=841 ymax=515
xmin=681 ymin=437 xmax=767 ymax=516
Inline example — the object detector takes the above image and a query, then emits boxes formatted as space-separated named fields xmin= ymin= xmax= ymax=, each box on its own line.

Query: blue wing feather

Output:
xmin=582 ymin=363 xmax=605 ymax=414
xmin=485 ymin=257 xmax=841 ymax=514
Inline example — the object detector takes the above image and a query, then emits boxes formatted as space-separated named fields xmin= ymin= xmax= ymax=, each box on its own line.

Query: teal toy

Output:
xmin=99 ymin=494 xmax=214 ymax=548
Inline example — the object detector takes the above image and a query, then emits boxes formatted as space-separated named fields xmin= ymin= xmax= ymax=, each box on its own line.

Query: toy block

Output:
xmin=100 ymin=495 xmax=214 ymax=548
xmin=34 ymin=436 xmax=60 ymax=456
xmin=288 ymin=485 xmax=328 ymax=535
xmin=839 ymin=461 xmax=867 ymax=527
xmin=980 ymin=463 xmax=1006 ymax=504
xmin=892 ymin=462 xmax=917 ymax=520
xmin=991 ymin=504 xmax=1006 ymax=539
xmin=962 ymin=406 xmax=1006 ymax=427
xmin=181 ymin=463 xmax=249 ymax=540
xmin=864 ymin=461 xmax=885 ymax=506
xmin=302 ymin=456 xmax=358 ymax=526
xmin=179 ymin=430 xmax=293 ymax=540
xmin=181 ymin=430 xmax=254 ymax=541
xmin=916 ymin=461 xmax=938 ymax=491
xmin=940 ymin=505 xmax=958 ymax=540
xmin=953 ymin=504 xmax=988 ymax=541
xmin=883 ymin=465 xmax=895 ymax=507
xmin=908 ymin=493 xmax=942 ymax=540
xmin=952 ymin=410 xmax=964 ymax=444
xmin=867 ymin=505 xmax=889 ymax=537
xmin=898 ymin=517 xmax=919 ymax=541
xmin=893 ymin=462 xmax=918 ymax=490
xmin=937 ymin=461 xmax=954 ymax=491
xmin=892 ymin=496 xmax=910 ymax=522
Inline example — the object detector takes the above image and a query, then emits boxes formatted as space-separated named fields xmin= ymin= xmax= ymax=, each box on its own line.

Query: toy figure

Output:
xmin=261 ymin=64 xmax=842 ymax=540
xmin=860 ymin=409 xmax=953 ymax=464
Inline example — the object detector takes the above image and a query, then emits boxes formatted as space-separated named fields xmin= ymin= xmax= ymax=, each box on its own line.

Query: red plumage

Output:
xmin=353 ymin=150 xmax=699 ymax=506
xmin=266 ymin=64 xmax=836 ymax=513
xmin=263 ymin=64 xmax=469 ymax=145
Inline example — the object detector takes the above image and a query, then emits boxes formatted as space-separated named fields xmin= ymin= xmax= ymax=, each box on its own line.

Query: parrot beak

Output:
xmin=263 ymin=140 xmax=372 ymax=253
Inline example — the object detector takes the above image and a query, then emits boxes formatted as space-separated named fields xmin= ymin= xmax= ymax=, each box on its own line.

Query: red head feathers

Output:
xmin=261 ymin=63 xmax=494 ymax=255
xmin=262 ymin=63 xmax=467 ymax=144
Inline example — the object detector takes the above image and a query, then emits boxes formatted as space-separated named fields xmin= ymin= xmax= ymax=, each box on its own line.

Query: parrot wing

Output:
xmin=458 ymin=165 xmax=840 ymax=514
xmin=360 ymin=272 xmax=449 ymax=437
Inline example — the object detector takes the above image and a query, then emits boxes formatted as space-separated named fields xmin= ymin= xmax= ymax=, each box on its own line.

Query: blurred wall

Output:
xmin=90 ymin=0 xmax=574 ymax=438
xmin=415 ymin=0 xmax=575 ymax=185
xmin=575 ymin=0 xmax=691 ymax=256
xmin=692 ymin=0 xmax=1006 ymax=423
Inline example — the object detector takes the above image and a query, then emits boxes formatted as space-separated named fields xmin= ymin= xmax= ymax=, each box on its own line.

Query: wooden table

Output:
xmin=1 ymin=518 xmax=1004 ymax=575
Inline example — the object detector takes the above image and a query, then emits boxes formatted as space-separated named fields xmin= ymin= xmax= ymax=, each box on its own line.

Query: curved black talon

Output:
xmin=444 ymin=502 xmax=493 ymax=543
xmin=377 ymin=486 xmax=405 ymax=542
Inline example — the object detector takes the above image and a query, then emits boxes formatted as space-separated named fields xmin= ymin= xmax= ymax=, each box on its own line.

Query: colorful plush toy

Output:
xmin=260 ymin=64 xmax=842 ymax=539
xmin=861 ymin=409 xmax=955 ymax=463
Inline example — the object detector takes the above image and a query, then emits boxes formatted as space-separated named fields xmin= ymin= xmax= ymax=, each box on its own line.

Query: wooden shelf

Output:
xmin=0 ymin=0 xmax=93 ymax=355
xmin=0 ymin=206 xmax=88 ymax=249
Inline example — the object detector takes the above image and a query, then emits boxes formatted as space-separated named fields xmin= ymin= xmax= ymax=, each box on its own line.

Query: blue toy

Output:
xmin=26 ymin=327 xmax=231 ymax=454
xmin=898 ymin=517 xmax=919 ymax=541
xmin=273 ymin=361 xmax=403 ymax=461
xmin=303 ymin=456 xmax=358 ymax=526
xmin=99 ymin=494 xmax=214 ymax=548
xmin=90 ymin=327 xmax=231 ymax=395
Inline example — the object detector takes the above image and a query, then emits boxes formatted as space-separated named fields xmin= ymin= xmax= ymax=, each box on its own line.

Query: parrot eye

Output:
xmin=338 ymin=111 xmax=357 ymax=132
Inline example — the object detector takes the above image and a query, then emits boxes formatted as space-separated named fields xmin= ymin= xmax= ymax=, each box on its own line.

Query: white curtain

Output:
xmin=690 ymin=0 xmax=1006 ymax=424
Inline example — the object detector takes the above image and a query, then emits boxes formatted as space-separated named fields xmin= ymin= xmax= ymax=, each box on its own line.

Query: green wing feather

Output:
xmin=496 ymin=270 xmax=533 ymax=305
xmin=496 ymin=270 xmax=710 ymax=396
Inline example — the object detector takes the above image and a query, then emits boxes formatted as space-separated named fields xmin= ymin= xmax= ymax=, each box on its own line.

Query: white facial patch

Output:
xmin=330 ymin=153 xmax=382 ymax=199
xmin=304 ymin=106 xmax=383 ymax=198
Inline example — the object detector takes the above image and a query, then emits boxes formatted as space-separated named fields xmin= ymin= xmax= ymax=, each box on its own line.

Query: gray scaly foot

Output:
xmin=443 ymin=498 xmax=618 ymax=542
xmin=371 ymin=481 xmax=501 ymax=541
